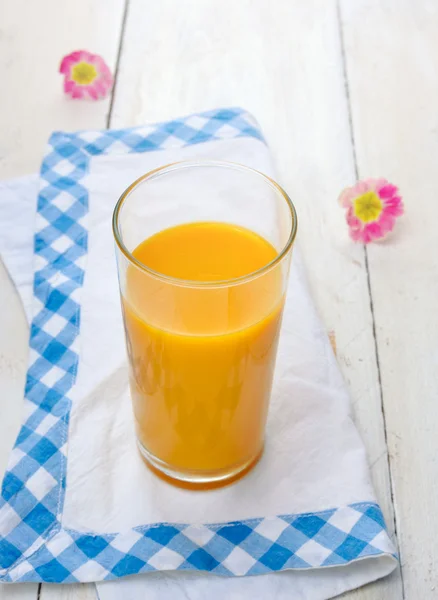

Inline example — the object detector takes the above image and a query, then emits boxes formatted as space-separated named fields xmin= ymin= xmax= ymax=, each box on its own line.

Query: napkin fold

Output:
xmin=0 ymin=108 xmax=396 ymax=598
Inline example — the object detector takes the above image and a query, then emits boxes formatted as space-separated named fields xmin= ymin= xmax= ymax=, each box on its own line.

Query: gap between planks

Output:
xmin=336 ymin=0 xmax=403 ymax=597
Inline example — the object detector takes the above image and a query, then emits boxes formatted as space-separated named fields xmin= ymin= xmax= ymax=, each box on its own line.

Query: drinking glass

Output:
xmin=113 ymin=160 xmax=297 ymax=487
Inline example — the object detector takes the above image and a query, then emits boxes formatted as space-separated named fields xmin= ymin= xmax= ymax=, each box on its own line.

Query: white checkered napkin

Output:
xmin=0 ymin=108 xmax=397 ymax=584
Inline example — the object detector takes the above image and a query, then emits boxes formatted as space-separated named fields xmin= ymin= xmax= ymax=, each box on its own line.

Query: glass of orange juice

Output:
xmin=113 ymin=161 xmax=297 ymax=488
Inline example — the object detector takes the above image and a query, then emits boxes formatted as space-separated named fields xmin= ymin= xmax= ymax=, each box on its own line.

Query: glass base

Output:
xmin=137 ymin=440 xmax=264 ymax=490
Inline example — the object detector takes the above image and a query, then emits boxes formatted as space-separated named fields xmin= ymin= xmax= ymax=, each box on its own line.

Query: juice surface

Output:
xmin=123 ymin=222 xmax=284 ymax=473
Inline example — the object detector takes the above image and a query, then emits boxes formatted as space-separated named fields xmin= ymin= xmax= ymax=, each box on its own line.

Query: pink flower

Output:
xmin=338 ymin=178 xmax=404 ymax=243
xmin=59 ymin=50 xmax=113 ymax=100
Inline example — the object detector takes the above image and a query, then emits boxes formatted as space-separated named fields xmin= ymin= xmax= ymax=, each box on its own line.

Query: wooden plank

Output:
xmin=0 ymin=586 xmax=39 ymax=600
xmin=39 ymin=585 xmax=96 ymax=600
xmin=111 ymin=1 xmax=401 ymax=598
xmin=0 ymin=1 xmax=125 ymax=598
xmin=339 ymin=0 xmax=438 ymax=598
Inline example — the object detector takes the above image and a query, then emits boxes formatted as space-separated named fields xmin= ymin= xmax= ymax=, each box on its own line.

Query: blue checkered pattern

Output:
xmin=0 ymin=108 xmax=396 ymax=583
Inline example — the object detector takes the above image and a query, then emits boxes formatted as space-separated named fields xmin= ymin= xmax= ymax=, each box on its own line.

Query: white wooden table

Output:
xmin=0 ymin=1 xmax=436 ymax=598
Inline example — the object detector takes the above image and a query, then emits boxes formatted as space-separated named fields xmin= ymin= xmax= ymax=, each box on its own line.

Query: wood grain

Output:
xmin=0 ymin=585 xmax=39 ymax=600
xmin=340 ymin=0 xmax=438 ymax=598
xmin=39 ymin=585 xmax=96 ymax=600
xmin=111 ymin=1 xmax=401 ymax=596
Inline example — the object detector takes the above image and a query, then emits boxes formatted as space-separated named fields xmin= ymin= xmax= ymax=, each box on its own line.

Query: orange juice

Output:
xmin=122 ymin=222 xmax=284 ymax=478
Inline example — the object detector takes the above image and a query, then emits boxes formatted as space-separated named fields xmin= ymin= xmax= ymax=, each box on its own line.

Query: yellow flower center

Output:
xmin=71 ymin=62 xmax=98 ymax=85
xmin=353 ymin=191 xmax=383 ymax=222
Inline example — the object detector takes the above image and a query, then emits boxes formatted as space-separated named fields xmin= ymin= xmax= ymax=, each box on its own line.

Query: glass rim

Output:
xmin=112 ymin=159 xmax=298 ymax=288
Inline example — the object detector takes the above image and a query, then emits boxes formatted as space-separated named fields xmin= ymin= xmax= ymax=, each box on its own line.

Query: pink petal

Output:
xmin=339 ymin=188 xmax=357 ymax=207
xmin=361 ymin=223 xmax=384 ymax=243
xmin=367 ymin=221 xmax=385 ymax=239
xmin=379 ymin=215 xmax=395 ymax=237
xmin=70 ymin=86 xmax=85 ymax=100
xmin=340 ymin=180 xmax=371 ymax=207
xmin=362 ymin=229 xmax=373 ymax=243
xmin=349 ymin=226 xmax=366 ymax=242
xmin=94 ymin=79 xmax=110 ymax=97
xmin=101 ymin=69 xmax=114 ymax=86
xmin=60 ymin=56 xmax=76 ymax=75
xmin=89 ymin=54 xmax=107 ymax=70
xmin=368 ymin=178 xmax=387 ymax=192
xmin=355 ymin=180 xmax=371 ymax=195
xmin=339 ymin=179 xmax=372 ymax=207
xmin=59 ymin=51 xmax=83 ymax=74
xmin=384 ymin=202 xmax=404 ymax=218
xmin=346 ymin=207 xmax=360 ymax=227
xmin=77 ymin=50 xmax=95 ymax=62
xmin=85 ymin=85 xmax=99 ymax=100
xmin=63 ymin=79 xmax=76 ymax=93
xmin=378 ymin=184 xmax=398 ymax=199
xmin=87 ymin=54 xmax=113 ymax=81
xmin=389 ymin=195 xmax=404 ymax=206
xmin=383 ymin=198 xmax=404 ymax=216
